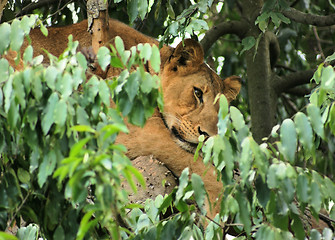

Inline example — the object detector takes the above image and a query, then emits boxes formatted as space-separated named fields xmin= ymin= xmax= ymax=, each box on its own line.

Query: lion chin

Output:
xmin=7 ymin=18 xmax=241 ymax=219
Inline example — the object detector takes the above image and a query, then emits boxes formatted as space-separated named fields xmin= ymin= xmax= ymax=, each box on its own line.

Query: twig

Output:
xmin=6 ymin=191 xmax=31 ymax=230
xmin=313 ymin=26 xmax=326 ymax=61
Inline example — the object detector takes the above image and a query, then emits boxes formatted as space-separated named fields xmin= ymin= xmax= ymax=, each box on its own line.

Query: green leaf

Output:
xmin=0 ymin=58 xmax=11 ymax=84
xmin=219 ymin=94 xmax=228 ymax=119
xmin=71 ymin=125 xmax=96 ymax=133
xmin=32 ymin=74 xmax=43 ymax=101
xmin=328 ymin=103 xmax=335 ymax=136
xmin=57 ymin=72 xmax=73 ymax=99
xmin=255 ymin=176 xmax=270 ymax=208
xmin=191 ymin=174 xmax=206 ymax=213
xmin=41 ymin=92 xmax=59 ymax=135
xmin=23 ymin=45 xmax=33 ymax=63
xmin=166 ymin=0 xmax=175 ymax=19
xmin=262 ymin=0 xmax=276 ymax=12
xmin=45 ymin=66 xmax=58 ymax=90
xmin=291 ymin=213 xmax=305 ymax=240
xmin=4 ymin=76 xmax=13 ymax=113
xmin=40 ymin=23 xmax=48 ymax=36
xmin=324 ymin=177 xmax=335 ymax=201
xmin=240 ymin=36 xmax=256 ymax=55
xmin=279 ymin=119 xmax=297 ymax=163
xmin=77 ymin=210 xmax=99 ymax=240
xmin=38 ymin=150 xmax=57 ymax=188
xmin=53 ymin=225 xmax=65 ymax=240
xmin=236 ymin=191 xmax=251 ymax=235
xmin=0 ymin=23 xmax=11 ymax=54
xmin=125 ymin=71 xmax=140 ymax=102
xmin=18 ymin=168 xmax=30 ymax=184
xmin=140 ymin=43 xmax=152 ymax=62
xmin=97 ymin=46 xmax=111 ymax=71
xmin=127 ymin=0 xmax=139 ymax=23
xmin=179 ymin=226 xmax=192 ymax=240
xmin=69 ymin=137 xmax=91 ymax=157
xmin=296 ymin=174 xmax=309 ymax=203
xmin=29 ymin=148 xmax=40 ymax=173
xmin=140 ymin=72 xmax=156 ymax=93
xmin=0 ymin=232 xmax=18 ymax=240
xmin=98 ymin=80 xmax=110 ymax=106
xmin=150 ymin=45 xmax=161 ymax=73
xmin=76 ymin=106 xmax=90 ymax=125
xmin=325 ymin=52 xmax=335 ymax=62
xmin=267 ymin=164 xmax=279 ymax=189
xmin=321 ymin=65 xmax=335 ymax=90
xmin=86 ymin=76 xmax=99 ymax=101
xmin=138 ymin=0 xmax=148 ymax=20
xmin=8 ymin=102 xmax=20 ymax=129
xmin=270 ymin=12 xmax=282 ymax=27
xmin=13 ymin=74 xmax=26 ymax=109
xmin=310 ymin=181 xmax=321 ymax=212
xmin=256 ymin=225 xmax=274 ymax=240
xmin=115 ymin=36 xmax=125 ymax=54
xmin=54 ymin=98 xmax=67 ymax=127
xmin=136 ymin=214 xmax=151 ymax=232
xmin=277 ymin=11 xmax=291 ymax=24
xmin=176 ymin=168 xmax=189 ymax=204
xmin=20 ymin=15 xmax=36 ymax=34
xmin=307 ymin=104 xmax=325 ymax=139
xmin=294 ymin=112 xmax=313 ymax=153
xmin=310 ymin=229 xmax=321 ymax=240
xmin=230 ymin=106 xmax=245 ymax=130
xmin=10 ymin=19 xmax=25 ymax=52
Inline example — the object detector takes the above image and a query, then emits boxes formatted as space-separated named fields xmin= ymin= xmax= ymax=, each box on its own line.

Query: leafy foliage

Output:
xmin=0 ymin=15 xmax=162 ymax=239
xmin=0 ymin=0 xmax=335 ymax=240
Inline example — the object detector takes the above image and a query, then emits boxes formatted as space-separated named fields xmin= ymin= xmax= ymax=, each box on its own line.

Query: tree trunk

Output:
xmin=241 ymin=0 xmax=279 ymax=143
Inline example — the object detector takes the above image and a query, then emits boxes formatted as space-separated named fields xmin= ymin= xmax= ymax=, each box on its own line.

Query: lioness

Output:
xmin=7 ymin=19 xmax=241 ymax=217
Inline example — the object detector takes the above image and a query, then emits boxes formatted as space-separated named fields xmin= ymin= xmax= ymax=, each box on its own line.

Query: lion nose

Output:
xmin=198 ymin=127 xmax=209 ymax=138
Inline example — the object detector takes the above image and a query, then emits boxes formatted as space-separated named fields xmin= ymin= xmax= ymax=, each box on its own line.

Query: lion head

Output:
xmin=159 ymin=39 xmax=241 ymax=152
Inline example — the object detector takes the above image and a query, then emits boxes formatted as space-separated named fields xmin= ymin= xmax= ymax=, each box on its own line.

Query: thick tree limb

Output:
xmin=200 ymin=20 xmax=248 ymax=54
xmin=266 ymin=31 xmax=280 ymax=68
xmin=283 ymin=7 xmax=335 ymax=27
xmin=273 ymin=69 xmax=315 ymax=94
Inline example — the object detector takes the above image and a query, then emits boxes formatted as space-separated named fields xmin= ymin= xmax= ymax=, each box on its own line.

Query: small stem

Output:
xmin=7 ymin=190 xmax=31 ymax=230
xmin=313 ymin=26 xmax=325 ymax=61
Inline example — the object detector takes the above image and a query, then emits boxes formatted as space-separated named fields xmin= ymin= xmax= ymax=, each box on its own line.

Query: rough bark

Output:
xmin=273 ymin=70 xmax=315 ymax=94
xmin=283 ymin=7 xmax=335 ymax=27
xmin=0 ymin=0 xmax=7 ymax=21
xmin=240 ymin=0 xmax=279 ymax=143
xmin=200 ymin=20 xmax=248 ymax=53
xmin=86 ymin=0 xmax=109 ymax=53
xmin=122 ymin=156 xmax=177 ymax=204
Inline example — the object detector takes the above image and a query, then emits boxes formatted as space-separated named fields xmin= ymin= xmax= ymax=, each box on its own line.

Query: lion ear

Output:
xmin=223 ymin=75 xmax=241 ymax=102
xmin=173 ymin=39 xmax=204 ymax=66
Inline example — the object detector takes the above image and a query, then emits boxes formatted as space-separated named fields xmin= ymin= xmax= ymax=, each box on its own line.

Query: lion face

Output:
xmin=159 ymin=39 xmax=241 ymax=152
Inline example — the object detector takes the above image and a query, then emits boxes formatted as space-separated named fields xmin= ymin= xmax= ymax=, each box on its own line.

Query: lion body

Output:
xmin=7 ymin=19 xmax=241 ymax=217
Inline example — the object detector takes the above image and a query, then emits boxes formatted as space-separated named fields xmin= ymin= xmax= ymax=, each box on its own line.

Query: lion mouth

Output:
xmin=171 ymin=126 xmax=199 ymax=152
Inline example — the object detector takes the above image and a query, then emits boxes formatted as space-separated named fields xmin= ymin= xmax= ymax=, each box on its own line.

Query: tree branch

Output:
xmin=0 ymin=0 xmax=7 ymax=22
xmin=200 ymin=20 xmax=248 ymax=54
xmin=265 ymin=31 xmax=280 ymax=68
xmin=15 ymin=0 xmax=72 ymax=17
xmin=283 ymin=7 xmax=335 ymax=27
xmin=274 ymin=69 xmax=315 ymax=94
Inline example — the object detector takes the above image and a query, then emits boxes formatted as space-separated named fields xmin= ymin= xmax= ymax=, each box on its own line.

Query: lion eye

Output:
xmin=193 ymin=87 xmax=203 ymax=103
